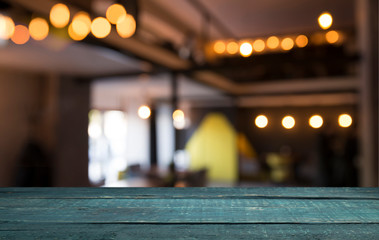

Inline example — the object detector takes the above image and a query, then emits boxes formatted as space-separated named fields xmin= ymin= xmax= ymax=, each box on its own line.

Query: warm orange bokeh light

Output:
xmin=11 ymin=25 xmax=30 ymax=45
xmin=318 ymin=12 xmax=333 ymax=30
xmin=309 ymin=115 xmax=323 ymax=128
xmin=91 ymin=17 xmax=111 ymax=38
xmin=255 ymin=115 xmax=268 ymax=128
xmin=106 ymin=4 xmax=127 ymax=24
xmin=213 ymin=41 xmax=226 ymax=54
xmin=0 ymin=15 xmax=15 ymax=40
xmin=29 ymin=18 xmax=49 ymax=41
xmin=116 ymin=14 xmax=136 ymax=38
xmin=226 ymin=41 xmax=239 ymax=54
xmin=295 ymin=35 xmax=308 ymax=48
xmin=138 ymin=105 xmax=151 ymax=119
xmin=281 ymin=37 xmax=294 ymax=51
xmin=68 ymin=23 xmax=85 ymax=41
xmin=239 ymin=42 xmax=253 ymax=57
xmin=282 ymin=116 xmax=295 ymax=129
xmin=325 ymin=30 xmax=339 ymax=44
xmin=338 ymin=114 xmax=352 ymax=128
xmin=253 ymin=39 xmax=265 ymax=52
xmin=267 ymin=36 xmax=279 ymax=49
xmin=50 ymin=3 xmax=70 ymax=28
xmin=72 ymin=11 xmax=91 ymax=39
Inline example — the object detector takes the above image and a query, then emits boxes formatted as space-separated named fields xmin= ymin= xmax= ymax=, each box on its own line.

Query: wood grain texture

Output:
xmin=0 ymin=188 xmax=378 ymax=239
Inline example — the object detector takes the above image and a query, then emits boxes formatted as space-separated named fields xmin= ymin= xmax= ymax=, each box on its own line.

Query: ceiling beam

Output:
xmin=238 ymin=93 xmax=358 ymax=107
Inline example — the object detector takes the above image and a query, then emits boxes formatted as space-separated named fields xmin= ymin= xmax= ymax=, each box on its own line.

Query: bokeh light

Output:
xmin=282 ymin=116 xmax=295 ymax=129
xmin=116 ymin=14 xmax=136 ymax=38
xmin=281 ymin=37 xmax=294 ymax=51
xmin=267 ymin=36 xmax=279 ymax=49
xmin=173 ymin=109 xmax=185 ymax=122
xmin=11 ymin=25 xmax=30 ymax=45
xmin=255 ymin=115 xmax=268 ymax=128
xmin=213 ymin=41 xmax=226 ymax=54
xmin=325 ymin=30 xmax=339 ymax=44
xmin=0 ymin=15 xmax=15 ymax=40
xmin=226 ymin=41 xmax=239 ymax=54
xmin=50 ymin=3 xmax=70 ymax=28
xmin=68 ymin=23 xmax=86 ymax=41
xmin=106 ymin=4 xmax=127 ymax=24
xmin=318 ymin=12 xmax=333 ymax=30
xmin=309 ymin=115 xmax=323 ymax=128
xmin=72 ymin=11 xmax=91 ymax=39
xmin=29 ymin=18 xmax=49 ymax=41
xmin=239 ymin=42 xmax=253 ymax=57
xmin=253 ymin=39 xmax=265 ymax=52
xmin=295 ymin=35 xmax=308 ymax=48
xmin=338 ymin=114 xmax=352 ymax=128
xmin=138 ymin=105 xmax=151 ymax=119
xmin=91 ymin=17 xmax=111 ymax=38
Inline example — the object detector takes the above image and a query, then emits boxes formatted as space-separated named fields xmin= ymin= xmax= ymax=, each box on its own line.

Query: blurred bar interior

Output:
xmin=0 ymin=0 xmax=377 ymax=187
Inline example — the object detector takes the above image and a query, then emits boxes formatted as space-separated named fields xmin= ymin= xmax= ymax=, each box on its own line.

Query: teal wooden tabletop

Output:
xmin=0 ymin=188 xmax=378 ymax=239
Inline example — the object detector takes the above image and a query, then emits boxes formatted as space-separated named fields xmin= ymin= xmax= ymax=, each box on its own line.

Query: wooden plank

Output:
xmin=0 ymin=197 xmax=378 ymax=223
xmin=1 ymin=188 xmax=378 ymax=200
xmin=1 ymin=223 xmax=378 ymax=239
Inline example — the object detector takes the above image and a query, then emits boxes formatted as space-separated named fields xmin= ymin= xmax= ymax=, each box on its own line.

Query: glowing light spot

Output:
xmin=28 ymin=18 xmax=49 ymax=41
xmin=0 ymin=15 xmax=15 ymax=40
xmin=309 ymin=115 xmax=323 ymax=128
xmin=68 ymin=23 xmax=85 ymax=41
xmin=255 ymin=115 xmax=268 ymax=128
xmin=11 ymin=25 xmax=30 ymax=45
xmin=91 ymin=17 xmax=111 ymax=38
xmin=50 ymin=3 xmax=70 ymax=28
xmin=226 ymin=41 xmax=239 ymax=54
xmin=253 ymin=39 xmax=265 ymax=52
xmin=173 ymin=109 xmax=185 ymax=122
xmin=267 ymin=36 xmax=279 ymax=49
xmin=213 ymin=41 xmax=226 ymax=54
xmin=106 ymin=4 xmax=127 ymax=24
xmin=338 ymin=114 xmax=352 ymax=128
xmin=72 ymin=11 xmax=91 ymax=39
xmin=318 ymin=12 xmax=333 ymax=30
xmin=116 ymin=14 xmax=136 ymax=38
xmin=325 ymin=30 xmax=339 ymax=44
xmin=282 ymin=116 xmax=295 ymax=129
xmin=239 ymin=42 xmax=253 ymax=57
xmin=295 ymin=35 xmax=308 ymax=48
xmin=138 ymin=105 xmax=151 ymax=119
xmin=281 ymin=37 xmax=294 ymax=51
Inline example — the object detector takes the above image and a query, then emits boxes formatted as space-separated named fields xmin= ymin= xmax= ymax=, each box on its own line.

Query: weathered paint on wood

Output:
xmin=0 ymin=188 xmax=378 ymax=239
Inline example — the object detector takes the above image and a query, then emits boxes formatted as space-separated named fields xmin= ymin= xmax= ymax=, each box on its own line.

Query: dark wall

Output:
xmin=55 ymin=77 xmax=90 ymax=187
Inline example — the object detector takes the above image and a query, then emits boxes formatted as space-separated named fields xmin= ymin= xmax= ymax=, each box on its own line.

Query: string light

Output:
xmin=50 ymin=3 xmax=70 ymax=28
xmin=318 ymin=12 xmax=333 ymax=30
xmin=138 ymin=105 xmax=151 ymax=119
xmin=11 ymin=25 xmax=30 ymax=45
xmin=281 ymin=37 xmax=294 ymax=51
xmin=338 ymin=114 xmax=352 ymax=128
xmin=106 ymin=4 xmax=127 ymax=24
xmin=29 ymin=18 xmax=49 ymax=41
xmin=0 ymin=15 xmax=15 ymax=40
xmin=213 ymin=41 xmax=225 ymax=54
xmin=253 ymin=39 xmax=265 ymax=52
xmin=255 ymin=115 xmax=268 ymax=128
xmin=239 ymin=42 xmax=253 ymax=57
xmin=267 ymin=36 xmax=279 ymax=49
xmin=71 ymin=11 xmax=91 ymax=39
xmin=309 ymin=115 xmax=323 ymax=128
xmin=282 ymin=116 xmax=295 ymax=129
xmin=325 ymin=30 xmax=339 ymax=44
xmin=295 ymin=35 xmax=308 ymax=48
xmin=116 ymin=14 xmax=136 ymax=38
xmin=91 ymin=17 xmax=111 ymax=38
